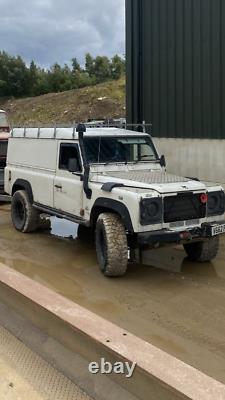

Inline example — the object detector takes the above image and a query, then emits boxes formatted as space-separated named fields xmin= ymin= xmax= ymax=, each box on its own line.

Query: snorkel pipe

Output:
xmin=77 ymin=123 xmax=92 ymax=199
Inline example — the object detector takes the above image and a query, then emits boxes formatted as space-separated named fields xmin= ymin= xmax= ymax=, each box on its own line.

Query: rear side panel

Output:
xmin=5 ymin=138 xmax=58 ymax=207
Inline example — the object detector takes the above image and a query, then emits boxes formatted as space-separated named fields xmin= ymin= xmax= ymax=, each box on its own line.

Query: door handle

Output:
xmin=54 ymin=184 xmax=62 ymax=189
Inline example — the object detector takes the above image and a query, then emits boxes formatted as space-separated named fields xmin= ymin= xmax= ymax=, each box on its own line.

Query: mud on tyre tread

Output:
xmin=95 ymin=213 xmax=128 ymax=277
xmin=11 ymin=190 xmax=40 ymax=233
xmin=184 ymin=237 xmax=219 ymax=262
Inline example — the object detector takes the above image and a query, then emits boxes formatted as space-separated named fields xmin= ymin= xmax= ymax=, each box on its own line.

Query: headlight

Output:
xmin=207 ymin=191 xmax=225 ymax=216
xmin=140 ymin=198 xmax=163 ymax=225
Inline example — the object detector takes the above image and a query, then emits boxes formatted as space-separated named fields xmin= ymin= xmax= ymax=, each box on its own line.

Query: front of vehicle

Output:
xmin=83 ymin=128 xmax=225 ymax=251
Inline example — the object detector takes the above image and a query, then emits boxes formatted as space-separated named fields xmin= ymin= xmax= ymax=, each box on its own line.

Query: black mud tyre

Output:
xmin=77 ymin=224 xmax=94 ymax=242
xmin=11 ymin=190 xmax=40 ymax=233
xmin=95 ymin=213 xmax=128 ymax=277
xmin=183 ymin=237 xmax=219 ymax=262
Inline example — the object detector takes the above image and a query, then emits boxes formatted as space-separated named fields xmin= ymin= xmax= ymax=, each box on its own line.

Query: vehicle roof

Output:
xmin=11 ymin=127 xmax=149 ymax=140
xmin=0 ymin=110 xmax=6 ymax=113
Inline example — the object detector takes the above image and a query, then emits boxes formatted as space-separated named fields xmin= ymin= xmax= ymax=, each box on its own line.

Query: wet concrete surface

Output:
xmin=0 ymin=205 xmax=225 ymax=384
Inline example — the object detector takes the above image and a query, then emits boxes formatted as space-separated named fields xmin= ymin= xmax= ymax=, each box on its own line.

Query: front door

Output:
xmin=54 ymin=142 xmax=83 ymax=217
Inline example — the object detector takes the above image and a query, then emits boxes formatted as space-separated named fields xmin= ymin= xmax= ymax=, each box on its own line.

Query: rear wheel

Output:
xmin=183 ymin=237 xmax=219 ymax=262
xmin=95 ymin=213 xmax=128 ymax=277
xmin=11 ymin=190 xmax=40 ymax=233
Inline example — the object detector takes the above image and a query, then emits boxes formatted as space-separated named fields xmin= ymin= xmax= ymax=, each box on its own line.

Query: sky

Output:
xmin=0 ymin=0 xmax=125 ymax=67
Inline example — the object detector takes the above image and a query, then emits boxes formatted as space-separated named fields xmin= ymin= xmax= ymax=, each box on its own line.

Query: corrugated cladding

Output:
xmin=126 ymin=0 xmax=225 ymax=139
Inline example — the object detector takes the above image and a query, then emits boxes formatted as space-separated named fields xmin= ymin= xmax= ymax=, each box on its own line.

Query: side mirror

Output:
xmin=68 ymin=158 xmax=79 ymax=173
xmin=160 ymin=155 xmax=166 ymax=168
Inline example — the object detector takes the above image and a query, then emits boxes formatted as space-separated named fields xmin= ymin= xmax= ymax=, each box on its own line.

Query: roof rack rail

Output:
xmin=11 ymin=121 xmax=152 ymax=130
xmin=10 ymin=121 xmax=153 ymax=139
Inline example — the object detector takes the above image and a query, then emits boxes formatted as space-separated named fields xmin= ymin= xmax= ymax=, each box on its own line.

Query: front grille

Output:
xmin=164 ymin=193 xmax=206 ymax=223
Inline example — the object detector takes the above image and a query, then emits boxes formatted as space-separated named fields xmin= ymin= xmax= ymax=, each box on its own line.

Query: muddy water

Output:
xmin=0 ymin=205 xmax=225 ymax=384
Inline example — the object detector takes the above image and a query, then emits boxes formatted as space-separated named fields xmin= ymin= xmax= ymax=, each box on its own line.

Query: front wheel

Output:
xmin=11 ymin=190 xmax=40 ymax=233
xmin=95 ymin=213 xmax=128 ymax=277
xmin=183 ymin=237 xmax=219 ymax=262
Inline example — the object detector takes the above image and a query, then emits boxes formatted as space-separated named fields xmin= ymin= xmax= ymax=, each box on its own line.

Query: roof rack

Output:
xmin=10 ymin=121 xmax=152 ymax=139
xmin=11 ymin=121 xmax=152 ymax=131
xmin=85 ymin=121 xmax=152 ymax=133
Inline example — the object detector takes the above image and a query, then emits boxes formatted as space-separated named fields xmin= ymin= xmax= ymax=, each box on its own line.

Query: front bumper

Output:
xmin=137 ymin=221 xmax=225 ymax=246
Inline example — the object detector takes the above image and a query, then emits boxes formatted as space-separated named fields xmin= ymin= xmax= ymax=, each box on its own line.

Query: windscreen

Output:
xmin=0 ymin=112 xmax=8 ymax=128
xmin=84 ymin=136 xmax=158 ymax=164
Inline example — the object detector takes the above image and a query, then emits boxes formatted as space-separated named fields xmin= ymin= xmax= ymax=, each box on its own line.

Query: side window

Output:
xmin=59 ymin=143 xmax=81 ymax=171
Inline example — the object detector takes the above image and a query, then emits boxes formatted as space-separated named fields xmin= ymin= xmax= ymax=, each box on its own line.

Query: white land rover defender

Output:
xmin=5 ymin=125 xmax=225 ymax=277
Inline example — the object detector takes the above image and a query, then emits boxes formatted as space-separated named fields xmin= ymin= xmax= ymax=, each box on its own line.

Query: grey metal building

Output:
xmin=126 ymin=0 xmax=225 ymax=139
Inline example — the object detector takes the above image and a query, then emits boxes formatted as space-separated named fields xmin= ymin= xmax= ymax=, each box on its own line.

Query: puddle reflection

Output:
xmin=50 ymin=217 xmax=78 ymax=239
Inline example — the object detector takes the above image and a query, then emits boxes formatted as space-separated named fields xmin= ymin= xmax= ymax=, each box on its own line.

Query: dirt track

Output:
xmin=0 ymin=205 xmax=225 ymax=384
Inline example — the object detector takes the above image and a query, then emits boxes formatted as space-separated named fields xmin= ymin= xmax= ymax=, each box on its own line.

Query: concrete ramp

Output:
xmin=0 ymin=264 xmax=224 ymax=400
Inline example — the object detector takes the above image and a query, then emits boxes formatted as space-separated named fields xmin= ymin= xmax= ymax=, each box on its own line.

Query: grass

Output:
xmin=0 ymin=77 xmax=126 ymax=126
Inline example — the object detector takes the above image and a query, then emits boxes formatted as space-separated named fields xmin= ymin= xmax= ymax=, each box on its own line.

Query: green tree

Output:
xmin=48 ymin=63 xmax=73 ymax=93
xmin=85 ymin=53 xmax=95 ymax=77
xmin=0 ymin=51 xmax=126 ymax=98
xmin=28 ymin=60 xmax=38 ymax=96
xmin=34 ymin=67 xmax=50 ymax=95
xmin=71 ymin=57 xmax=81 ymax=73
xmin=0 ymin=52 xmax=30 ymax=96
xmin=110 ymin=55 xmax=125 ymax=79
xmin=93 ymin=56 xmax=111 ymax=83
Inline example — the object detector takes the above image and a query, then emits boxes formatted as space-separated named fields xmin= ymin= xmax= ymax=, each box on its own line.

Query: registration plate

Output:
xmin=211 ymin=224 xmax=225 ymax=236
